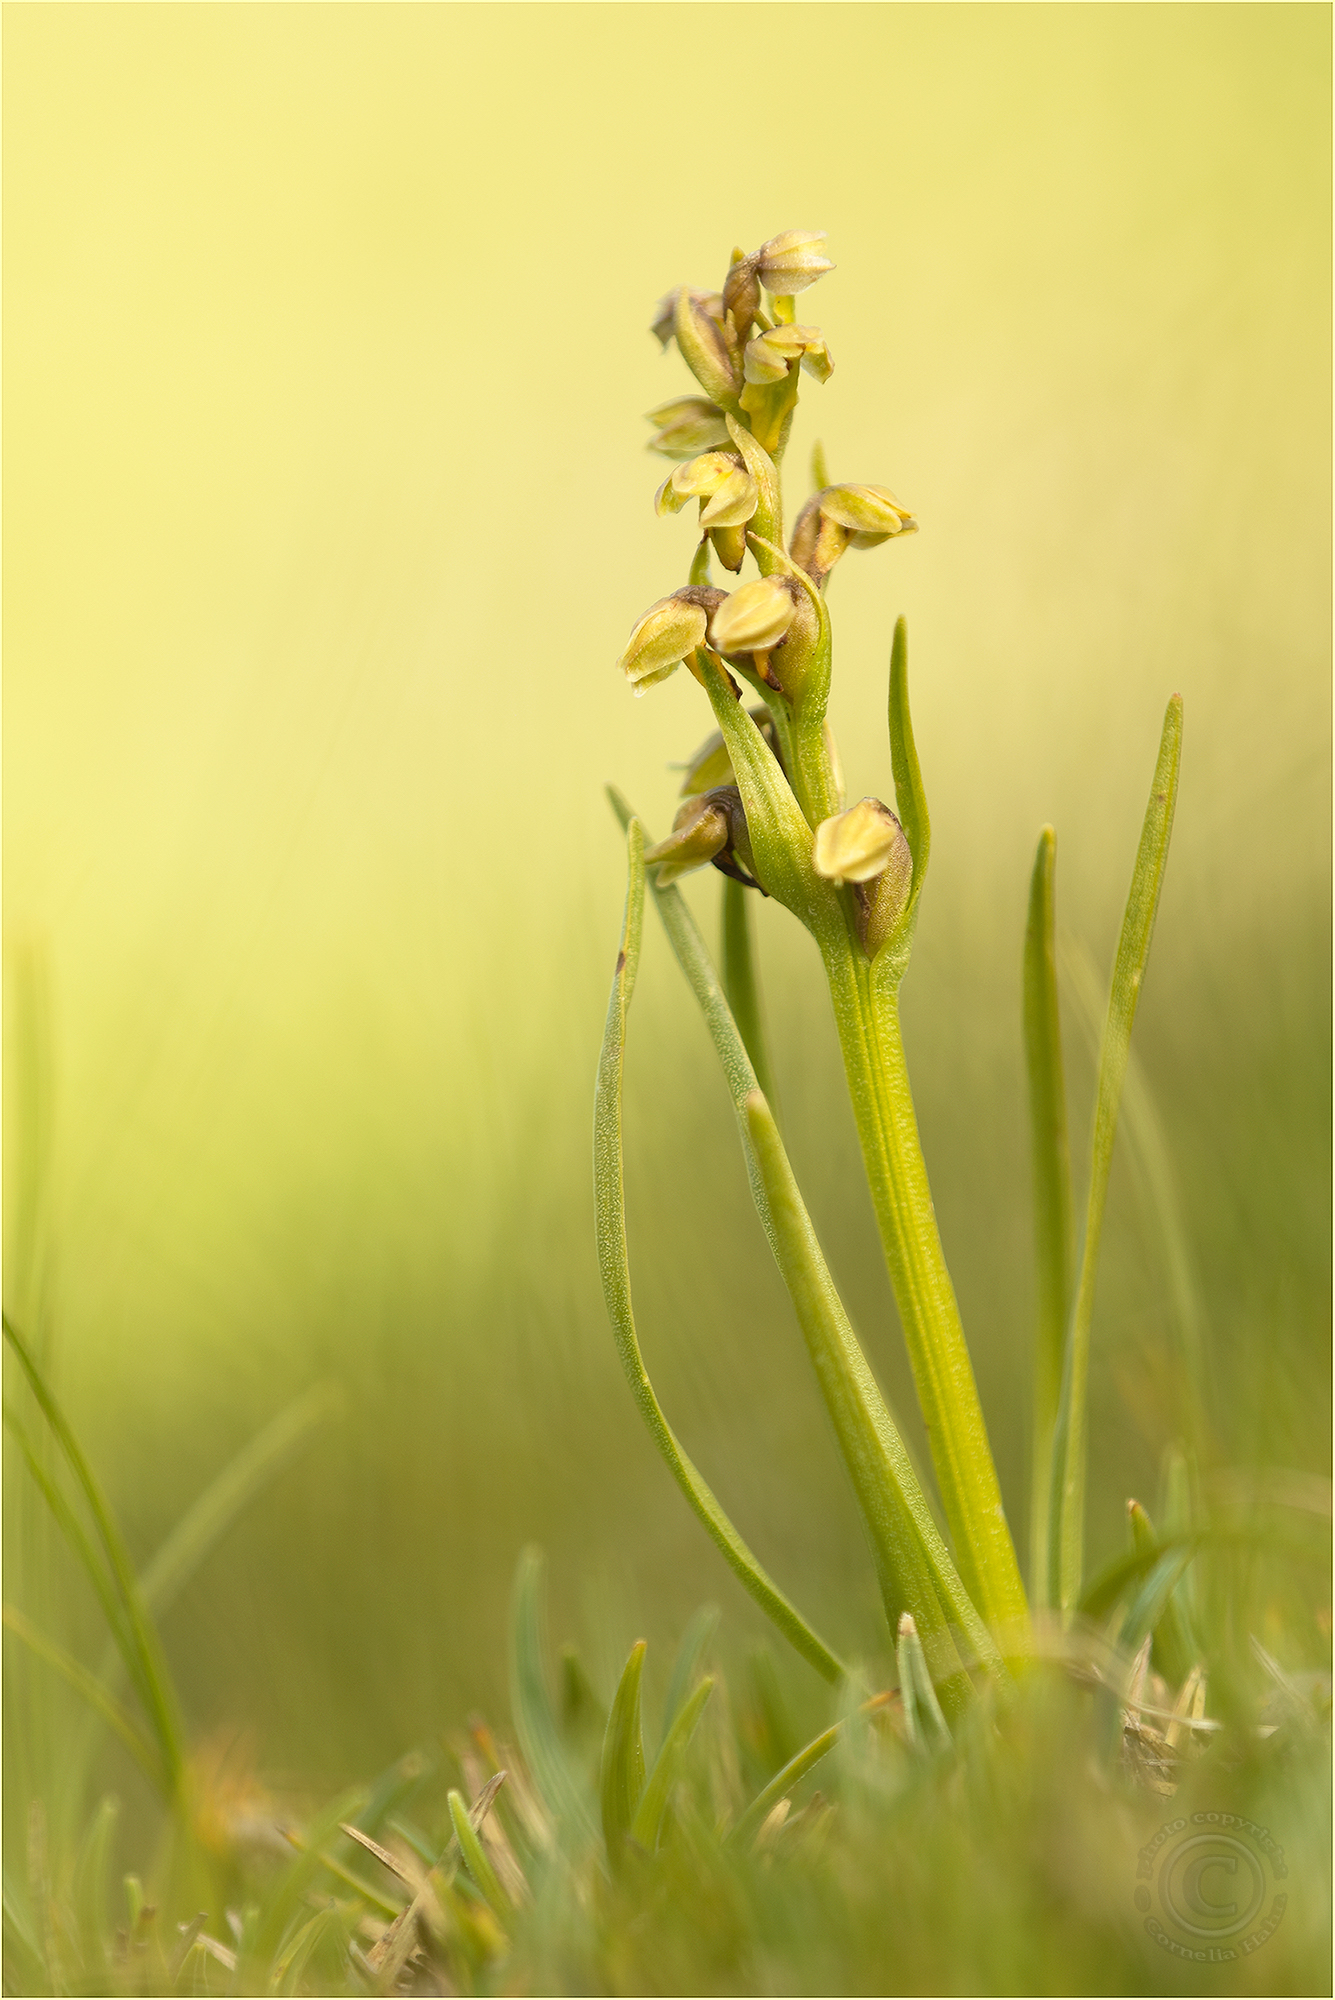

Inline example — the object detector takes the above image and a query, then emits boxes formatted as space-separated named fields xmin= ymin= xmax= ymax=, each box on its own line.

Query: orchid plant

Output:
xmin=597 ymin=229 xmax=1182 ymax=1716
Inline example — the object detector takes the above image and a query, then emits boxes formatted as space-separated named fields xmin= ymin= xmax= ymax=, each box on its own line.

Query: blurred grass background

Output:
xmin=4 ymin=0 xmax=1329 ymax=1825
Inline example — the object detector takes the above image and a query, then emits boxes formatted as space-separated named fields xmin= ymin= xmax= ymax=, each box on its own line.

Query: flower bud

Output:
xmin=813 ymin=797 xmax=903 ymax=885
xmin=756 ymin=229 xmax=835 ymax=297
xmin=708 ymin=576 xmax=797 ymax=656
xmin=856 ymin=827 xmax=914 ymax=957
xmin=617 ymin=592 xmax=709 ymax=695
xmin=645 ymin=397 xmax=733 ymax=459
xmin=818 ymin=483 xmax=917 ymax=545
xmin=645 ymin=785 xmax=758 ymax=888
xmin=674 ymin=287 xmax=742 ymax=406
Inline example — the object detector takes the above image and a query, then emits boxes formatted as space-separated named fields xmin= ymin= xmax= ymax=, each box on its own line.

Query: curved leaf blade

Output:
xmin=632 ymin=1676 xmax=713 ymax=1852
xmin=599 ymin=1639 xmax=647 ymax=1863
xmin=593 ymin=818 xmax=846 ymax=1686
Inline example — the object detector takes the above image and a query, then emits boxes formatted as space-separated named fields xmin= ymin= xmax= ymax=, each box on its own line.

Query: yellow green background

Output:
xmin=5 ymin=3 xmax=1329 ymax=1793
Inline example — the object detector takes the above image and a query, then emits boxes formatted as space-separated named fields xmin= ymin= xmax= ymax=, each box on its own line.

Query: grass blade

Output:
xmin=1052 ymin=695 xmax=1183 ymax=1618
xmin=3 ymin=1316 xmax=185 ymax=1792
xmin=721 ymin=877 xmax=778 ymax=1112
xmin=1024 ymin=827 xmax=1074 ymax=1608
xmin=593 ymin=820 xmax=847 ymax=1686
xmin=447 ymin=1790 xmax=510 ymax=1917
xmin=2 ymin=1606 xmax=164 ymax=1792
xmin=632 ymin=1677 xmax=713 ymax=1851
xmin=599 ymin=1640 xmax=647 ymax=1864
xmin=510 ymin=1548 xmax=596 ymax=1842
xmin=1125 ymin=1500 xmax=1196 ymax=1685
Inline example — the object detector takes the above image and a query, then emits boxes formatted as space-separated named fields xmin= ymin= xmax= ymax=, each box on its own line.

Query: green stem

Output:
xmin=720 ymin=878 xmax=777 ymax=1111
xmin=821 ymin=937 xmax=1030 ymax=1648
xmin=746 ymin=1093 xmax=984 ymax=1714
xmin=693 ymin=654 xmax=1028 ymax=1650
xmin=610 ymin=792 xmax=999 ymax=1704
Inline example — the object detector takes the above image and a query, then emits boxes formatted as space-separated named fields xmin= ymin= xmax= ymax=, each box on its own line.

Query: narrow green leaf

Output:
xmin=599 ymin=1640 xmax=647 ymax=1863
xmin=593 ymin=819 xmax=846 ymax=1686
xmin=1 ymin=1606 xmax=163 ymax=1792
xmin=896 ymin=1613 xmax=952 ymax=1757
xmin=720 ymin=878 xmax=778 ymax=1112
xmin=447 ymin=1790 xmax=509 ymax=1917
xmin=632 ymin=1677 xmax=713 ymax=1852
xmin=659 ymin=1605 xmax=718 ymax=1753
xmin=509 ymin=1548 xmax=596 ymax=1841
xmin=887 ymin=617 xmax=930 ymax=911
xmin=1052 ymin=696 xmax=1184 ymax=1616
xmin=1024 ymin=827 xmax=1074 ymax=1608
xmin=3 ymin=1318 xmax=184 ymax=1791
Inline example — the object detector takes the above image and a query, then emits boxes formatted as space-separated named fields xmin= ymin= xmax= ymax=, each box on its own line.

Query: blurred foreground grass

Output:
xmin=3 ymin=6 xmax=1330 ymax=1990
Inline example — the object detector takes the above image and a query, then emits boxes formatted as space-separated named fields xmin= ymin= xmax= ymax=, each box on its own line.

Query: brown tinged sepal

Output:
xmin=790 ymin=483 xmax=917 ymax=587
xmin=618 ymin=586 xmax=727 ymax=696
xmin=813 ymin=798 xmax=913 ymax=956
xmin=644 ymin=785 xmax=764 ymax=892
xmin=722 ymin=250 xmax=762 ymax=343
